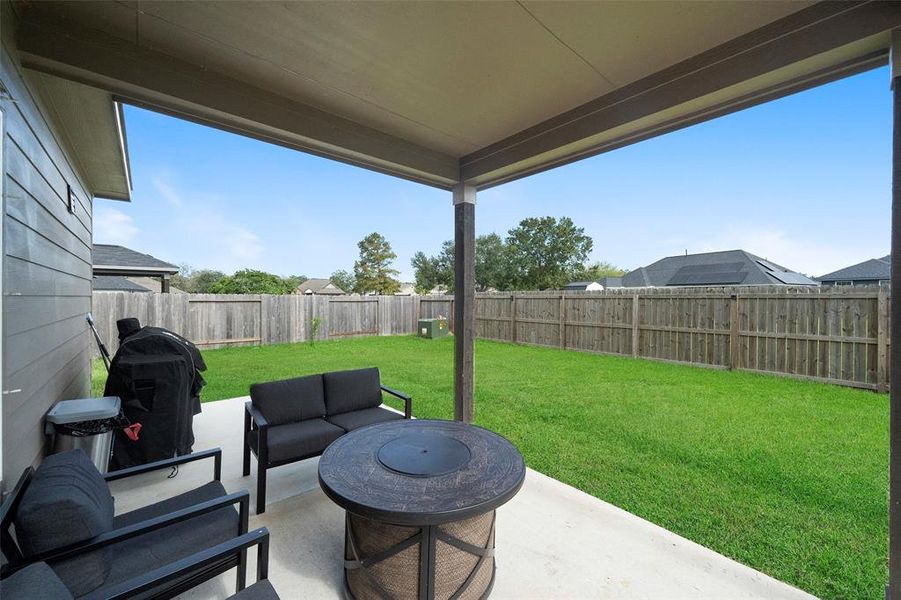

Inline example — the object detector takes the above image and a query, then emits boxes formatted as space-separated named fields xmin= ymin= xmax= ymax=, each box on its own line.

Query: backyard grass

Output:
xmin=92 ymin=335 xmax=888 ymax=599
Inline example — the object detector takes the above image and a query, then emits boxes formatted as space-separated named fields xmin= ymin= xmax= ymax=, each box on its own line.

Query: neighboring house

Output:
xmin=817 ymin=255 xmax=891 ymax=287
xmin=92 ymin=275 xmax=186 ymax=294
xmin=93 ymin=244 xmax=180 ymax=293
xmin=609 ymin=250 xmax=818 ymax=288
xmin=599 ymin=276 xmax=622 ymax=288
xmin=564 ymin=281 xmax=604 ymax=292
xmin=296 ymin=278 xmax=345 ymax=295
xmin=395 ymin=282 xmax=416 ymax=296
xmin=92 ymin=275 xmax=151 ymax=293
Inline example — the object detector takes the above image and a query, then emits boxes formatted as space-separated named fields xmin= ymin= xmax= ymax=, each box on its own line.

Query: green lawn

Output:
xmin=92 ymin=335 xmax=888 ymax=599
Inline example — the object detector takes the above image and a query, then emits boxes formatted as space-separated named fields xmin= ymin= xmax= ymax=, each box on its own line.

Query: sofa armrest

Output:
xmin=80 ymin=528 xmax=271 ymax=600
xmin=245 ymin=401 xmax=270 ymax=430
xmin=25 ymin=490 xmax=250 ymax=566
xmin=104 ymin=448 xmax=222 ymax=482
xmin=381 ymin=385 xmax=412 ymax=419
xmin=245 ymin=402 xmax=270 ymax=465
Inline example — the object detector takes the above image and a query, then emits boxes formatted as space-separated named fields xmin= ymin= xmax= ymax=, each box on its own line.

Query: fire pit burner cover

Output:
xmin=377 ymin=432 xmax=472 ymax=477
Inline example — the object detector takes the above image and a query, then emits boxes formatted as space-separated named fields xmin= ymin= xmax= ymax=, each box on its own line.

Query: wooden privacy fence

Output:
xmin=93 ymin=286 xmax=891 ymax=391
xmin=91 ymin=293 xmax=422 ymax=357
xmin=469 ymin=286 xmax=891 ymax=392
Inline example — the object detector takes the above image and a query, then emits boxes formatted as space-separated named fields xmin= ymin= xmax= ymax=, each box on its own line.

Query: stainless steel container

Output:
xmin=46 ymin=396 xmax=121 ymax=473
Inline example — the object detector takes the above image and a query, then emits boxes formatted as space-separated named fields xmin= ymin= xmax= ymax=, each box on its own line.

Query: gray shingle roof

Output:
xmin=817 ymin=255 xmax=890 ymax=283
xmin=93 ymin=244 xmax=178 ymax=272
xmin=92 ymin=275 xmax=151 ymax=292
xmin=297 ymin=278 xmax=345 ymax=294
xmin=621 ymin=250 xmax=817 ymax=287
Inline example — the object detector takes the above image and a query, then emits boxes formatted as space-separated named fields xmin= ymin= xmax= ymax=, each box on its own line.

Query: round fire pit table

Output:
xmin=318 ymin=419 xmax=526 ymax=600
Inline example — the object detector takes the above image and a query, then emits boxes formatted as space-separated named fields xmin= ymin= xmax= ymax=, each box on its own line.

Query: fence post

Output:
xmin=559 ymin=293 xmax=566 ymax=349
xmin=631 ymin=294 xmax=640 ymax=357
xmin=259 ymin=296 xmax=266 ymax=346
xmin=730 ymin=294 xmax=740 ymax=370
xmin=511 ymin=294 xmax=518 ymax=344
xmin=377 ymin=296 xmax=384 ymax=336
xmin=880 ymin=286 xmax=890 ymax=392
xmin=412 ymin=295 xmax=421 ymax=334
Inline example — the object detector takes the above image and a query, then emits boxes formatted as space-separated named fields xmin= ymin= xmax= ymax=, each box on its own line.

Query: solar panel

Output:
xmin=667 ymin=265 xmax=748 ymax=286
xmin=767 ymin=270 xmax=814 ymax=285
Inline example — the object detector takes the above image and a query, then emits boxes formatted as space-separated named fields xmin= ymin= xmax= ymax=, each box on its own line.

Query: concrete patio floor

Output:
xmin=110 ymin=397 xmax=816 ymax=599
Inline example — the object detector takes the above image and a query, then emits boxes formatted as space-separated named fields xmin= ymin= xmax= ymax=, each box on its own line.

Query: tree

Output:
xmin=209 ymin=269 xmax=297 ymax=294
xmin=411 ymin=240 xmax=454 ymax=294
xmin=411 ymin=251 xmax=441 ymax=295
xmin=571 ymin=261 xmax=625 ymax=282
xmin=353 ymin=232 xmax=401 ymax=294
xmin=475 ymin=233 xmax=511 ymax=291
xmin=330 ymin=269 xmax=356 ymax=294
xmin=505 ymin=216 xmax=593 ymax=290
xmin=171 ymin=264 xmax=226 ymax=293
xmin=282 ymin=275 xmax=307 ymax=292
xmin=191 ymin=269 xmax=228 ymax=293
xmin=170 ymin=264 xmax=196 ymax=292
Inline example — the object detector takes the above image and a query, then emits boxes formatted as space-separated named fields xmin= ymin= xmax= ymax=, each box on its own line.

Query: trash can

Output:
xmin=46 ymin=396 xmax=122 ymax=473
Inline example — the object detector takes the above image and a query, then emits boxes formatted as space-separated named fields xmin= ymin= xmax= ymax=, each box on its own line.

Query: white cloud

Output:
xmin=176 ymin=208 xmax=264 ymax=272
xmin=94 ymin=207 xmax=139 ymax=245
xmin=151 ymin=175 xmax=184 ymax=208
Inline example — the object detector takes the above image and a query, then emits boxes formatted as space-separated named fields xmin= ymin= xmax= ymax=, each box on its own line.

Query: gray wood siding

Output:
xmin=1 ymin=32 xmax=94 ymax=487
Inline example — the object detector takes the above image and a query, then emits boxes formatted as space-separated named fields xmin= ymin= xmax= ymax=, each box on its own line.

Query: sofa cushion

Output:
xmin=250 ymin=419 xmax=345 ymax=464
xmin=251 ymin=374 xmax=326 ymax=425
xmin=0 ymin=562 xmax=74 ymax=600
xmin=327 ymin=407 xmax=403 ymax=432
xmin=323 ymin=368 xmax=383 ymax=416
xmin=14 ymin=449 xmax=114 ymax=596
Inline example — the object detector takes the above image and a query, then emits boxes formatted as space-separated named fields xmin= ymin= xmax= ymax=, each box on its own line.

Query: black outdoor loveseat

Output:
xmin=0 ymin=448 xmax=278 ymax=599
xmin=243 ymin=367 xmax=412 ymax=514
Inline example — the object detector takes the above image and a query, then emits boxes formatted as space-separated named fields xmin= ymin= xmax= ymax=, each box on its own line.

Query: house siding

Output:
xmin=1 ymin=16 xmax=94 ymax=487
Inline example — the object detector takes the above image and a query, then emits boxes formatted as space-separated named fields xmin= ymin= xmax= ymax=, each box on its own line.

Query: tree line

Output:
xmin=411 ymin=216 xmax=623 ymax=293
xmin=172 ymin=216 xmax=622 ymax=295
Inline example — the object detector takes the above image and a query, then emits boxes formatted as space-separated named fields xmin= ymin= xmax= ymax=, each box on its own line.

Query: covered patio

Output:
xmin=3 ymin=0 xmax=901 ymax=598
xmin=111 ymin=396 xmax=814 ymax=599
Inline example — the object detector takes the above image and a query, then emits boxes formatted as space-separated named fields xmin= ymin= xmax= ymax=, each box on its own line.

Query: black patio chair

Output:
xmin=1 ymin=528 xmax=279 ymax=600
xmin=0 ymin=448 xmax=252 ymax=599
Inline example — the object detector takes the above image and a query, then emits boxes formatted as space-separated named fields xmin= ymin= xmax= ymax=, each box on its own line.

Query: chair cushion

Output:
xmin=249 ymin=419 xmax=344 ymax=464
xmin=98 ymin=482 xmax=240 ymax=596
xmin=250 ymin=375 xmax=326 ymax=426
xmin=230 ymin=580 xmax=281 ymax=600
xmin=323 ymin=368 xmax=382 ymax=416
xmin=113 ymin=481 xmax=229 ymax=528
xmin=327 ymin=407 xmax=403 ymax=432
xmin=14 ymin=449 xmax=114 ymax=596
xmin=0 ymin=562 xmax=74 ymax=600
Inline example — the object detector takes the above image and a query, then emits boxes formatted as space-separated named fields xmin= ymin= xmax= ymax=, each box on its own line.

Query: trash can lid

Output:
xmin=46 ymin=397 xmax=121 ymax=424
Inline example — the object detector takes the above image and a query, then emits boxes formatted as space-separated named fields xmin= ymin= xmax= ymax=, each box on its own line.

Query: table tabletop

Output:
xmin=318 ymin=419 xmax=525 ymax=525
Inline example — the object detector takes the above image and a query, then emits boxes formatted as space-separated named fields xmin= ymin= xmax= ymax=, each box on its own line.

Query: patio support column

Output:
xmin=453 ymin=183 xmax=476 ymax=423
xmin=890 ymin=28 xmax=901 ymax=600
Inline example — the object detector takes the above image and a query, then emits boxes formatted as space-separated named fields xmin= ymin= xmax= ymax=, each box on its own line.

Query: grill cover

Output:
xmin=105 ymin=320 xmax=207 ymax=470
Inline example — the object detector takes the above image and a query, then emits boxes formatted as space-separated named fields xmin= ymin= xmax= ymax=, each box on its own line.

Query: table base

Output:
xmin=343 ymin=511 xmax=496 ymax=600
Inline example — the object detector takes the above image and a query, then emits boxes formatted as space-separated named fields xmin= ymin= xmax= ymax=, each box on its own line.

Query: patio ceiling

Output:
xmin=12 ymin=1 xmax=901 ymax=190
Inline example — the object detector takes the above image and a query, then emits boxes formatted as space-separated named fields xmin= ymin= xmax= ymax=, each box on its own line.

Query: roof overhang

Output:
xmin=2 ymin=2 xmax=132 ymax=200
xmin=93 ymin=265 xmax=178 ymax=276
xmin=12 ymin=1 xmax=901 ymax=191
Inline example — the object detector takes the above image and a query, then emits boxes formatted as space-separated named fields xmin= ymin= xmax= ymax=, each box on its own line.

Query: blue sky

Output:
xmin=94 ymin=66 xmax=891 ymax=281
